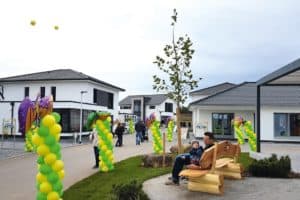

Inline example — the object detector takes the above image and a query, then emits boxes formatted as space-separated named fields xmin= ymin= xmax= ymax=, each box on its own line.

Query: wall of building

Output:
xmin=190 ymin=105 xmax=255 ymax=138
xmin=261 ymin=106 xmax=300 ymax=141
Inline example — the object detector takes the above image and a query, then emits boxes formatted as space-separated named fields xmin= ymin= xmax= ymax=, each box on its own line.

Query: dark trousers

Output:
xmin=93 ymin=146 xmax=99 ymax=167
xmin=172 ymin=153 xmax=191 ymax=182
xmin=115 ymin=135 xmax=123 ymax=146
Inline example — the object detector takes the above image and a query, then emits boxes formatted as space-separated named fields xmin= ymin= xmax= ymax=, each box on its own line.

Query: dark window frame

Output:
xmin=165 ymin=103 xmax=173 ymax=112
xmin=24 ymin=87 xmax=29 ymax=97
xmin=40 ymin=87 xmax=45 ymax=98
xmin=51 ymin=86 xmax=56 ymax=101
xmin=212 ymin=113 xmax=234 ymax=137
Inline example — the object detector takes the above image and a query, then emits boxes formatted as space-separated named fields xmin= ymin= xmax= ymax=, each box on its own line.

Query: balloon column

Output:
xmin=25 ymin=126 xmax=37 ymax=152
xmin=149 ymin=113 xmax=163 ymax=154
xmin=167 ymin=118 xmax=174 ymax=142
xmin=34 ymin=114 xmax=64 ymax=200
xmin=87 ymin=112 xmax=114 ymax=172
xmin=233 ymin=117 xmax=245 ymax=145
xmin=243 ymin=121 xmax=257 ymax=152
xmin=128 ymin=118 xmax=135 ymax=134
xmin=232 ymin=116 xmax=257 ymax=151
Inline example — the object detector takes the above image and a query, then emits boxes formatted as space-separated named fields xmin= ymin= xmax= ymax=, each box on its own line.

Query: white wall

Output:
xmin=190 ymin=105 xmax=255 ymax=138
xmin=261 ymin=106 xmax=300 ymax=141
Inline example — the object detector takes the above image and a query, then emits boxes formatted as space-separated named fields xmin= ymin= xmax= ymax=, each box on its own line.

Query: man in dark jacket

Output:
xmin=165 ymin=132 xmax=215 ymax=185
xmin=115 ymin=123 xmax=125 ymax=147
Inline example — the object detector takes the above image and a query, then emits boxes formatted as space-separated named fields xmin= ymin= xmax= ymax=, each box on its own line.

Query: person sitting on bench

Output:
xmin=165 ymin=132 xmax=215 ymax=185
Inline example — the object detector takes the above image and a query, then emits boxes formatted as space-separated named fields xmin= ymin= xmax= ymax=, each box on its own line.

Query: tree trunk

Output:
xmin=176 ymin=106 xmax=182 ymax=154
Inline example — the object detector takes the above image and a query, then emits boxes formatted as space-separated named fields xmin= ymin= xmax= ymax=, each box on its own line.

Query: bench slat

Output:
xmin=179 ymin=169 xmax=209 ymax=178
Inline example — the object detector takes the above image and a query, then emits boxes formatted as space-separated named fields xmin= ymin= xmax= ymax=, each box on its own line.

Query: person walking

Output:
xmin=135 ymin=120 xmax=144 ymax=145
xmin=89 ymin=127 xmax=99 ymax=169
xmin=115 ymin=123 xmax=125 ymax=147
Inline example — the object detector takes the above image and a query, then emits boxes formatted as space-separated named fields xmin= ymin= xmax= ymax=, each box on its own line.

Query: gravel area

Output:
xmin=144 ymin=174 xmax=300 ymax=200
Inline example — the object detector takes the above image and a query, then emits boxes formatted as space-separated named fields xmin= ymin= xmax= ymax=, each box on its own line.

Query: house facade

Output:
xmin=119 ymin=94 xmax=177 ymax=124
xmin=190 ymin=81 xmax=300 ymax=142
xmin=0 ymin=69 xmax=125 ymax=136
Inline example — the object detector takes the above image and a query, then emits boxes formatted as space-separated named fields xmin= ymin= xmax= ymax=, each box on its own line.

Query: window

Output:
xmin=165 ymin=103 xmax=173 ymax=112
xmin=120 ymin=105 xmax=131 ymax=109
xmin=93 ymin=88 xmax=114 ymax=109
xmin=24 ymin=87 xmax=29 ymax=97
xmin=51 ymin=86 xmax=56 ymax=101
xmin=40 ymin=87 xmax=45 ymax=98
xmin=212 ymin=113 xmax=234 ymax=136
xmin=274 ymin=113 xmax=300 ymax=137
xmin=133 ymin=100 xmax=142 ymax=117
xmin=150 ymin=105 xmax=155 ymax=109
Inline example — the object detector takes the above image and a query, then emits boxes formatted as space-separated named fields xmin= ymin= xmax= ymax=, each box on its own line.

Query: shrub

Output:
xmin=110 ymin=180 xmax=149 ymax=200
xmin=249 ymin=154 xmax=291 ymax=178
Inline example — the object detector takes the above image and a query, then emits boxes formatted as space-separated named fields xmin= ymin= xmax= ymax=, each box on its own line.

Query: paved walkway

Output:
xmin=144 ymin=174 xmax=300 ymax=200
xmin=0 ymin=134 xmax=175 ymax=200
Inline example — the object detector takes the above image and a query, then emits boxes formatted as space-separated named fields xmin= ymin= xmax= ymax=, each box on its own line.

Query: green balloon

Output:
xmin=50 ymin=144 xmax=60 ymax=153
xmin=40 ymin=164 xmax=52 ymax=174
xmin=56 ymin=152 xmax=62 ymax=160
xmin=37 ymin=192 xmax=47 ymax=200
xmin=45 ymin=135 xmax=56 ymax=146
xmin=53 ymin=181 xmax=63 ymax=191
xmin=38 ymin=126 xmax=49 ymax=137
xmin=36 ymin=183 xmax=40 ymax=190
xmin=52 ymin=112 xmax=61 ymax=123
xmin=48 ymin=172 xmax=59 ymax=183
xmin=37 ymin=156 xmax=45 ymax=165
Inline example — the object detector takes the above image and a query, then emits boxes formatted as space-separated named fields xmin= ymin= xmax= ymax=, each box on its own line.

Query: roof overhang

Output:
xmin=257 ymin=58 xmax=300 ymax=86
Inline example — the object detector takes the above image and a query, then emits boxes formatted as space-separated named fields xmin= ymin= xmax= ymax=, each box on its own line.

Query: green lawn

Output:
xmin=63 ymin=156 xmax=171 ymax=200
xmin=64 ymin=153 xmax=253 ymax=200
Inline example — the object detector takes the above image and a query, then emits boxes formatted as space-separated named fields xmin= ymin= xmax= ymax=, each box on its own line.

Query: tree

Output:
xmin=153 ymin=9 xmax=200 ymax=153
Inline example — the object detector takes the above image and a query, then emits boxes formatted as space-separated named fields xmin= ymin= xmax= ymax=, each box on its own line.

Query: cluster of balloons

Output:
xmin=150 ymin=120 xmax=163 ymax=154
xmin=32 ymin=113 xmax=65 ymax=200
xmin=95 ymin=113 xmax=114 ymax=172
xmin=232 ymin=117 xmax=257 ymax=151
xmin=128 ymin=118 xmax=134 ymax=134
xmin=243 ymin=121 xmax=257 ymax=152
xmin=167 ymin=119 xmax=174 ymax=142
xmin=25 ymin=126 xmax=37 ymax=152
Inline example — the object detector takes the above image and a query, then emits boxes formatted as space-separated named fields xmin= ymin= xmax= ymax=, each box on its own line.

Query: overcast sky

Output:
xmin=1 ymin=0 xmax=300 ymax=100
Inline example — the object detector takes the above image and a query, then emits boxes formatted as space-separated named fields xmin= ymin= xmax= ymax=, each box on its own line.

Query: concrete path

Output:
xmin=0 ymin=134 xmax=175 ymax=200
xmin=144 ymin=174 xmax=300 ymax=200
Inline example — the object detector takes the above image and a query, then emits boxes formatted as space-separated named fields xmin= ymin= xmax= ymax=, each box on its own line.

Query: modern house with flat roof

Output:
xmin=119 ymin=94 xmax=177 ymax=124
xmin=190 ymin=59 xmax=300 ymax=142
xmin=0 ymin=69 xmax=125 ymax=136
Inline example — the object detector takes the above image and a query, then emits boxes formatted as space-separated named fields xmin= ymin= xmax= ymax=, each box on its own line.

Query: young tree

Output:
xmin=153 ymin=9 xmax=199 ymax=153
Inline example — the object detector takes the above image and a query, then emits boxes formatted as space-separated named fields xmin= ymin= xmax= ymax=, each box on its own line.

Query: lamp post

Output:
xmin=79 ymin=90 xmax=87 ymax=144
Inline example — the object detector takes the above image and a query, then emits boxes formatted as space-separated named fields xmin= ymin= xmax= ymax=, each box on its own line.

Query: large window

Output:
xmin=93 ymin=89 xmax=114 ymax=109
xmin=24 ymin=87 xmax=29 ymax=97
xmin=274 ymin=113 xmax=300 ymax=137
xmin=165 ymin=103 xmax=173 ymax=112
xmin=212 ymin=113 xmax=234 ymax=136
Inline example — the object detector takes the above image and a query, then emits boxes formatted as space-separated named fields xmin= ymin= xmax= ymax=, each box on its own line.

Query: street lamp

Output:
xmin=79 ymin=90 xmax=88 ymax=144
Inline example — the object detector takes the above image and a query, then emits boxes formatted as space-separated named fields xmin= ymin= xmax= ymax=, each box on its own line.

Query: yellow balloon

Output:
xmin=47 ymin=191 xmax=59 ymax=200
xmin=50 ymin=124 xmax=61 ymax=136
xmin=44 ymin=153 xmax=57 ymax=165
xmin=109 ymin=155 xmax=114 ymax=161
xmin=106 ymin=150 xmax=112 ymax=157
xmin=99 ymin=140 xmax=104 ymax=146
xmin=52 ymin=160 xmax=64 ymax=172
xmin=55 ymin=134 xmax=60 ymax=142
xmin=40 ymin=182 xmax=52 ymax=193
xmin=36 ymin=173 xmax=47 ymax=183
xmin=107 ymin=117 xmax=111 ymax=122
xmin=42 ymin=115 xmax=56 ymax=127
xmin=58 ymin=170 xmax=65 ymax=180
xmin=101 ymin=145 xmax=107 ymax=152
xmin=107 ymin=133 xmax=113 ymax=140
xmin=37 ymin=145 xmax=50 ymax=156
xmin=102 ymin=166 xmax=108 ymax=172
xmin=32 ymin=134 xmax=44 ymax=146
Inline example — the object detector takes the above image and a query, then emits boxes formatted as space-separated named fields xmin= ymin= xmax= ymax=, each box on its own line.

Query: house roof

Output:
xmin=189 ymin=82 xmax=236 ymax=96
xmin=257 ymin=58 xmax=300 ymax=86
xmin=119 ymin=94 xmax=169 ymax=106
xmin=190 ymin=82 xmax=300 ymax=107
xmin=0 ymin=69 xmax=125 ymax=91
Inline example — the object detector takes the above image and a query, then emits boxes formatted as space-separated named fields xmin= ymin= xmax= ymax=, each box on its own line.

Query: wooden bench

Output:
xmin=179 ymin=141 xmax=242 ymax=195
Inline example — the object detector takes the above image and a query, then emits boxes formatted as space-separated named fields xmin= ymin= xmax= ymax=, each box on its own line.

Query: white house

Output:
xmin=0 ymin=69 xmax=125 ymax=136
xmin=119 ymin=94 xmax=177 ymax=124
xmin=190 ymin=61 xmax=300 ymax=142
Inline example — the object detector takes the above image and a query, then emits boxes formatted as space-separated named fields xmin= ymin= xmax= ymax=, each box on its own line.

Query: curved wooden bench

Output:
xmin=179 ymin=141 xmax=243 ymax=195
